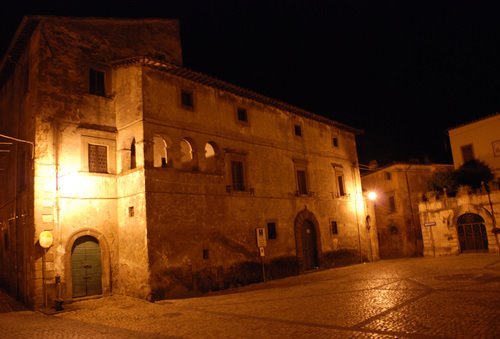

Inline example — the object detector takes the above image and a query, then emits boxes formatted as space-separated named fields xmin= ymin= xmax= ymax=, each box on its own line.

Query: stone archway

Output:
xmin=64 ymin=229 xmax=111 ymax=300
xmin=457 ymin=213 xmax=488 ymax=252
xmin=294 ymin=209 xmax=322 ymax=271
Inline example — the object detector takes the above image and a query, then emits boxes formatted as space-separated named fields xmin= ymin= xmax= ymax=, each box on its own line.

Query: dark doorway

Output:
xmin=457 ymin=213 xmax=488 ymax=252
xmin=301 ymin=220 xmax=319 ymax=270
xmin=71 ymin=236 xmax=102 ymax=298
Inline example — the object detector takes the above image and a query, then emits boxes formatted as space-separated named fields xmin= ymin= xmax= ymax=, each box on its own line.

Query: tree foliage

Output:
xmin=455 ymin=159 xmax=494 ymax=190
xmin=426 ymin=159 xmax=494 ymax=195
xmin=427 ymin=170 xmax=458 ymax=196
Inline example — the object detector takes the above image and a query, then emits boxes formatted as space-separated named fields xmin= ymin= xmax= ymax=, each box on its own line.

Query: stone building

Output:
xmin=0 ymin=16 xmax=376 ymax=310
xmin=361 ymin=163 xmax=453 ymax=258
xmin=418 ymin=114 xmax=500 ymax=256
xmin=448 ymin=112 xmax=500 ymax=179
xmin=418 ymin=190 xmax=500 ymax=256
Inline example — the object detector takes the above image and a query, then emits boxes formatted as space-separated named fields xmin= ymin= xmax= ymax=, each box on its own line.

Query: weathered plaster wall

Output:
xmin=24 ymin=18 xmax=181 ymax=308
xmin=2 ymin=16 xmax=370 ymax=306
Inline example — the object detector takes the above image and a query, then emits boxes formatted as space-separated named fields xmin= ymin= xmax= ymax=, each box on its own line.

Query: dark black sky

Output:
xmin=2 ymin=1 xmax=500 ymax=166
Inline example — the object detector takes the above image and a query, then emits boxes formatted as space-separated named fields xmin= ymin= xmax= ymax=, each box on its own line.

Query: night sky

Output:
xmin=2 ymin=1 xmax=500 ymax=166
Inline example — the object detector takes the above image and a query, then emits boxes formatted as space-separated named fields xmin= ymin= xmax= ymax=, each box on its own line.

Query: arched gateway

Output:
xmin=65 ymin=229 xmax=111 ymax=300
xmin=294 ymin=209 xmax=321 ymax=271
xmin=457 ymin=213 xmax=488 ymax=252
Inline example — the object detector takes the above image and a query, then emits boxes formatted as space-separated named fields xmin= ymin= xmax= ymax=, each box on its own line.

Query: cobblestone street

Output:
xmin=1 ymin=253 xmax=500 ymax=338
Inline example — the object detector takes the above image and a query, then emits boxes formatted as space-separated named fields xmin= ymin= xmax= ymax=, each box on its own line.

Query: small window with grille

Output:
xmin=88 ymin=144 xmax=108 ymax=173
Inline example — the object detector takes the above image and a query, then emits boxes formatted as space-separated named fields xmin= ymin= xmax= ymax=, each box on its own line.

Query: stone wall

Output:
xmin=418 ymin=189 xmax=500 ymax=256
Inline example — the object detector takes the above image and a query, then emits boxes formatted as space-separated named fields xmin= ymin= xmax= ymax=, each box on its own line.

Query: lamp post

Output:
xmin=366 ymin=191 xmax=377 ymax=262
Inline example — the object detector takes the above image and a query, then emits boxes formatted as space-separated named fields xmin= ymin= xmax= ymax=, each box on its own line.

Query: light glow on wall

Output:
xmin=367 ymin=191 xmax=377 ymax=201
xmin=58 ymin=171 xmax=107 ymax=198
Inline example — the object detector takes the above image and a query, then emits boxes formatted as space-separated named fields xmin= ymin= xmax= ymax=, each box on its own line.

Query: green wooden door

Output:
xmin=71 ymin=236 xmax=102 ymax=297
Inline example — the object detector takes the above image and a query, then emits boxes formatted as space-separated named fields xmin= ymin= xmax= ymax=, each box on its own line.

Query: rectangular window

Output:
xmin=297 ymin=170 xmax=308 ymax=195
xmin=331 ymin=221 xmax=338 ymax=235
xmin=89 ymin=68 xmax=105 ymax=96
xmin=267 ymin=222 xmax=277 ymax=239
xmin=237 ymin=108 xmax=248 ymax=122
xmin=203 ymin=249 xmax=209 ymax=259
xmin=337 ymin=174 xmax=345 ymax=196
xmin=231 ymin=160 xmax=245 ymax=191
xmin=128 ymin=206 xmax=134 ymax=217
xmin=332 ymin=137 xmax=339 ymax=147
xmin=181 ymin=89 xmax=194 ymax=109
xmin=389 ymin=195 xmax=396 ymax=213
xmin=385 ymin=172 xmax=392 ymax=180
xmin=88 ymin=144 xmax=108 ymax=173
xmin=461 ymin=144 xmax=474 ymax=163
xmin=294 ymin=124 xmax=302 ymax=137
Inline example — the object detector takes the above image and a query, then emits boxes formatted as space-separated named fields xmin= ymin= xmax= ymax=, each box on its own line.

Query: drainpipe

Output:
xmin=482 ymin=181 xmax=499 ymax=254
xmin=404 ymin=165 xmax=418 ymax=256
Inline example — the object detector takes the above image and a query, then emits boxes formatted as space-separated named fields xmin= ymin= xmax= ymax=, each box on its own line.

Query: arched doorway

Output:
xmin=457 ymin=213 xmax=488 ymax=252
xmin=71 ymin=235 xmax=102 ymax=297
xmin=294 ymin=209 xmax=321 ymax=271
xmin=301 ymin=220 xmax=319 ymax=270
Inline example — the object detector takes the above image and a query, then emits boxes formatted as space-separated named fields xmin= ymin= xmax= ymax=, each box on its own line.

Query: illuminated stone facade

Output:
xmin=361 ymin=163 xmax=453 ymax=258
xmin=0 ymin=16 xmax=375 ymax=309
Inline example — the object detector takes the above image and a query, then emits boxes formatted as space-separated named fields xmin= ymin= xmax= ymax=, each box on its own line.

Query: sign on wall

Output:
xmin=255 ymin=227 xmax=267 ymax=247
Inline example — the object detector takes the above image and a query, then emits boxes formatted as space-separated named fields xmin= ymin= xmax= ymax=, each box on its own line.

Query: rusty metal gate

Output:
xmin=457 ymin=213 xmax=488 ymax=252
xmin=71 ymin=235 xmax=102 ymax=298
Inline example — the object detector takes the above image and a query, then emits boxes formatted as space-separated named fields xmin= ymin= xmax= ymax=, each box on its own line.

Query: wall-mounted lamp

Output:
xmin=367 ymin=191 xmax=377 ymax=201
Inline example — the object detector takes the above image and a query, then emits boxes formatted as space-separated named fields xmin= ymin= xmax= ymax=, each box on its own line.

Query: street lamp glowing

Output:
xmin=39 ymin=230 xmax=53 ymax=248
xmin=367 ymin=191 xmax=377 ymax=201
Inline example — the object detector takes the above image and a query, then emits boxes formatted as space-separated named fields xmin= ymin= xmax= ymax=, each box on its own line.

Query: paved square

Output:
xmin=1 ymin=253 xmax=499 ymax=338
